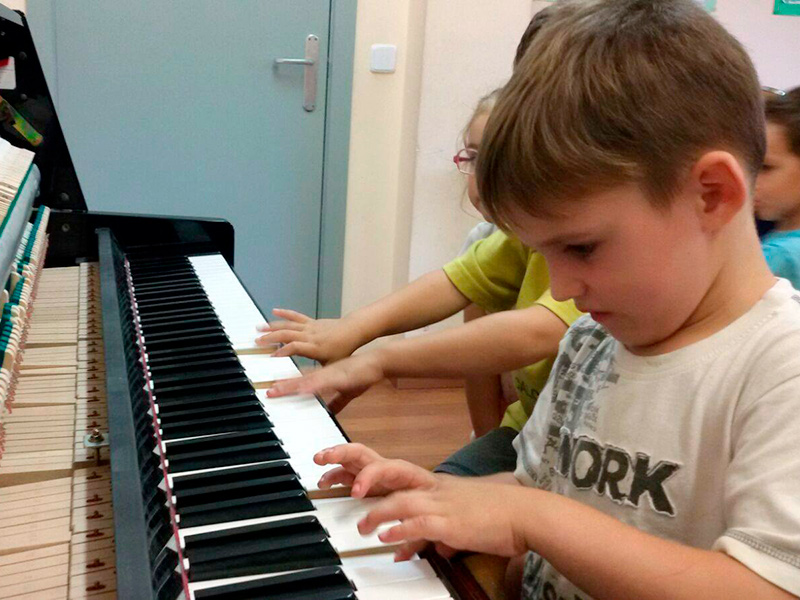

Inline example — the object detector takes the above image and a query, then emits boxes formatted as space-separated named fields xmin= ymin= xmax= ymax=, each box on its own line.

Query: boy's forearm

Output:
xmin=515 ymin=488 xmax=793 ymax=600
xmin=375 ymin=305 xmax=567 ymax=379
xmin=344 ymin=270 xmax=470 ymax=345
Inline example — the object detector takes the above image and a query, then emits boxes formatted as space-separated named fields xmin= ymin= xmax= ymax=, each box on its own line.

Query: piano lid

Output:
xmin=0 ymin=3 xmax=87 ymax=211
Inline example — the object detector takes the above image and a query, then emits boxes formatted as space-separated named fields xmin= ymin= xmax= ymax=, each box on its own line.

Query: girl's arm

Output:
xmin=256 ymin=270 xmax=471 ymax=364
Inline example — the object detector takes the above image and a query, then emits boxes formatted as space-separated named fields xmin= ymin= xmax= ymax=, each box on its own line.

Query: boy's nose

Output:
xmin=550 ymin=269 xmax=584 ymax=302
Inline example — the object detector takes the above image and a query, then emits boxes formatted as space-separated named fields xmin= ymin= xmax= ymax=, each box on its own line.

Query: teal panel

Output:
xmin=29 ymin=1 xmax=333 ymax=320
xmin=775 ymin=0 xmax=800 ymax=15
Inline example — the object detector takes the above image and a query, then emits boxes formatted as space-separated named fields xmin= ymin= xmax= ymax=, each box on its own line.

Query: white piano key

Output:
xmin=189 ymin=555 xmax=454 ymax=600
xmin=188 ymin=253 xmax=268 ymax=352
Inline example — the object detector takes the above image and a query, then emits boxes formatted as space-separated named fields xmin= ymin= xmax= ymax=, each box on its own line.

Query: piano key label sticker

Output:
xmin=0 ymin=57 xmax=15 ymax=89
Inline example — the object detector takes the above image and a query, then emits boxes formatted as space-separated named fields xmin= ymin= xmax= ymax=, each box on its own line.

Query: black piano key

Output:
xmin=165 ymin=436 xmax=287 ymax=473
xmin=154 ymin=386 xmax=256 ymax=410
xmin=157 ymin=400 xmax=265 ymax=422
xmin=151 ymin=367 xmax=246 ymax=390
xmin=144 ymin=326 xmax=228 ymax=343
xmin=184 ymin=516 xmax=340 ymax=582
xmin=148 ymin=356 xmax=242 ymax=377
xmin=159 ymin=409 xmax=271 ymax=439
xmin=133 ymin=282 xmax=205 ymax=298
xmin=152 ymin=375 xmax=253 ymax=403
xmin=145 ymin=343 xmax=235 ymax=362
xmin=178 ymin=489 xmax=313 ymax=529
xmin=154 ymin=392 xmax=260 ymax=415
xmin=142 ymin=331 xmax=231 ymax=352
xmin=193 ymin=566 xmax=356 ymax=600
xmin=140 ymin=316 xmax=222 ymax=336
xmin=135 ymin=291 xmax=209 ymax=307
xmin=172 ymin=461 xmax=297 ymax=493
xmin=136 ymin=297 xmax=213 ymax=314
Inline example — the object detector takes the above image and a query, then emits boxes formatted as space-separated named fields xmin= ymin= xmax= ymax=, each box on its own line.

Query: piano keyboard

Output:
xmin=117 ymin=248 xmax=458 ymax=599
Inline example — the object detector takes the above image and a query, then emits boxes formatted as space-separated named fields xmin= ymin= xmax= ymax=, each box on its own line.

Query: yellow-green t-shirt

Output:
xmin=443 ymin=230 xmax=583 ymax=431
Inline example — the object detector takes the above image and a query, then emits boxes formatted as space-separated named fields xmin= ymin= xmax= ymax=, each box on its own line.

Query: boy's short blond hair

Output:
xmin=478 ymin=0 xmax=766 ymax=224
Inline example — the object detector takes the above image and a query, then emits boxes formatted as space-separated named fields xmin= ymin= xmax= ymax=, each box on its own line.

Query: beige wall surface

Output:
xmin=2 ymin=0 xmax=25 ymax=11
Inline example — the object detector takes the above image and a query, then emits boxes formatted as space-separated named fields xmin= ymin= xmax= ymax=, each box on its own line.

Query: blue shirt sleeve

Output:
xmin=762 ymin=241 xmax=800 ymax=291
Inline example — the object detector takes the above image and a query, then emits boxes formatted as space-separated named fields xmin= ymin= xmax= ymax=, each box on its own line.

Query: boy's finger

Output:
xmin=378 ymin=515 xmax=450 ymax=547
xmin=272 ymin=341 xmax=318 ymax=359
xmin=272 ymin=308 xmax=312 ymax=323
xmin=266 ymin=377 xmax=306 ymax=397
xmin=394 ymin=540 xmax=429 ymax=562
xmin=357 ymin=490 xmax=432 ymax=533
xmin=313 ymin=442 xmax=373 ymax=469
xmin=266 ymin=320 xmax=306 ymax=332
xmin=255 ymin=329 xmax=302 ymax=346
xmin=317 ymin=466 xmax=355 ymax=489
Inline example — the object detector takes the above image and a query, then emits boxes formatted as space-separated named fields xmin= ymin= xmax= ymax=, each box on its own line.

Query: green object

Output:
xmin=701 ymin=0 xmax=717 ymax=11
xmin=775 ymin=0 xmax=800 ymax=15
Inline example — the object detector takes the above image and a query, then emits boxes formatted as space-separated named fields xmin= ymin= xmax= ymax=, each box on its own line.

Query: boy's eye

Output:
xmin=761 ymin=163 xmax=774 ymax=172
xmin=566 ymin=243 xmax=597 ymax=259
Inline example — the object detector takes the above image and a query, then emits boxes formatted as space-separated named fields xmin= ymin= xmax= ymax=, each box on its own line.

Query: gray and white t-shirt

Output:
xmin=513 ymin=279 xmax=800 ymax=599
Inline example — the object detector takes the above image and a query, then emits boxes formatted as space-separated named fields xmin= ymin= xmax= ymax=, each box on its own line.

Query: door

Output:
xmin=27 ymin=1 xmax=337 ymax=319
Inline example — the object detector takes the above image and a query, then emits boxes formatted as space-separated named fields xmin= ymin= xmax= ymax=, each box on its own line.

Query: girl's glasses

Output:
xmin=453 ymin=148 xmax=478 ymax=175
xmin=762 ymin=86 xmax=786 ymax=97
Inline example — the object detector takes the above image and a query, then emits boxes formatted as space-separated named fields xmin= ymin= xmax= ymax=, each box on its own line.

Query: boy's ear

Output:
xmin=689 ymin=151 xmax=749 ymax=232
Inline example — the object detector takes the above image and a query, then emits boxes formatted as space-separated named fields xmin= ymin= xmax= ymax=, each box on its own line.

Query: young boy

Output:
xmin=305 ymin=0 xmax=800 ymax=597
xmin=756 ymin=86 xmax=800 ymax=289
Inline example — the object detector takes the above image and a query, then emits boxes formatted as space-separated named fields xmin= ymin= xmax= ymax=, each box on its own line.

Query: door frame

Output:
xmin=318 ymin=0 xmax=356 ymax=318
xmin=26 ymin=0 xmax=356 ymax=319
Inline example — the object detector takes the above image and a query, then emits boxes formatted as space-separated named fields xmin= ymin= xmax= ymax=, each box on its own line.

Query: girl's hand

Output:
xmin=358 ymin=475 xmax=527 ymax=559
xmin=256 ymin=309 xmax=367 ymax=364
xmin=266 ymin=353 xmax=386 ymax=413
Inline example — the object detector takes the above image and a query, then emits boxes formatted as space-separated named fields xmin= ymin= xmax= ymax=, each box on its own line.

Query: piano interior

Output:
xmin=0 ymin=5 xmax=493 ymax=600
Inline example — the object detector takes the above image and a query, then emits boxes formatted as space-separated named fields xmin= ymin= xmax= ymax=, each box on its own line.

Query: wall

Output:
xmin=716 ymin=0 xmax=800 ymax=90
xmin=339 ymin=0 xmax=427 ymax=318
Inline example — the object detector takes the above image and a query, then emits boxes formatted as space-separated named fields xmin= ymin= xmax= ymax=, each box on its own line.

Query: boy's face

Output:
xmin=509 ymin=185 xmax=714 ymax=352
xmin=755 ymin=123 xmax=800 ymax=226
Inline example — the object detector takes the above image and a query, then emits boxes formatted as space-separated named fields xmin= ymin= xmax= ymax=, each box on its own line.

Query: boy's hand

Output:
xmin=314 ymin=443 xmax=438 ymax=496
xmin=266 ymin=352 xmax=386 ymax=413
xmin=358 ymin=475 xmax=526 ymax=559
xmin=256 ymin=309 xmax=367 ymax=364
xmin=315 ymin=444 xmax=463 ymax=562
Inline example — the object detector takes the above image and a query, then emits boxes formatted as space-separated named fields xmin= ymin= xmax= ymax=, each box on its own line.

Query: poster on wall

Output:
xmin=774 ymin=0 xmax=800 ymax=15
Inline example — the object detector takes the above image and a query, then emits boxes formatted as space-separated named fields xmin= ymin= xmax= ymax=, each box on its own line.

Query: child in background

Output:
xmin=756 ymin=86 xmax=800 ymax=289
xmin=307 ymin=0 xmax=800 ymax=598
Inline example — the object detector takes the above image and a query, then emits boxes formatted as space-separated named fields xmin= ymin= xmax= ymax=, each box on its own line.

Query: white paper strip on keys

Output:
xmin=188 ymin=551 xmax=455 ymax=600
xmin=188 ymin=253 xmax=267 ymax=352
xmin=238 ymin=353 xmax=301 ymax=386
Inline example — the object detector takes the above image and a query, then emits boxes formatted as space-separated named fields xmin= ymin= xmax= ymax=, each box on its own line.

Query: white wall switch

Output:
xmin=370 ymin=44 xmax=397 ymax=73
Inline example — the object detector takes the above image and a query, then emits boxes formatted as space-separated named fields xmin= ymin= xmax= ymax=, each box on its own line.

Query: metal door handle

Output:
xmin=274 ymin=58 xmax=314 ymax=66
xmin=274 ymin=34 xmax=319 ymax=112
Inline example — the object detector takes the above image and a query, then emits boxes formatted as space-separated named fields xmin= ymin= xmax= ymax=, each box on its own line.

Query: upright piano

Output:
xmin=0 ymin=6 xmax=491 ymax=600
